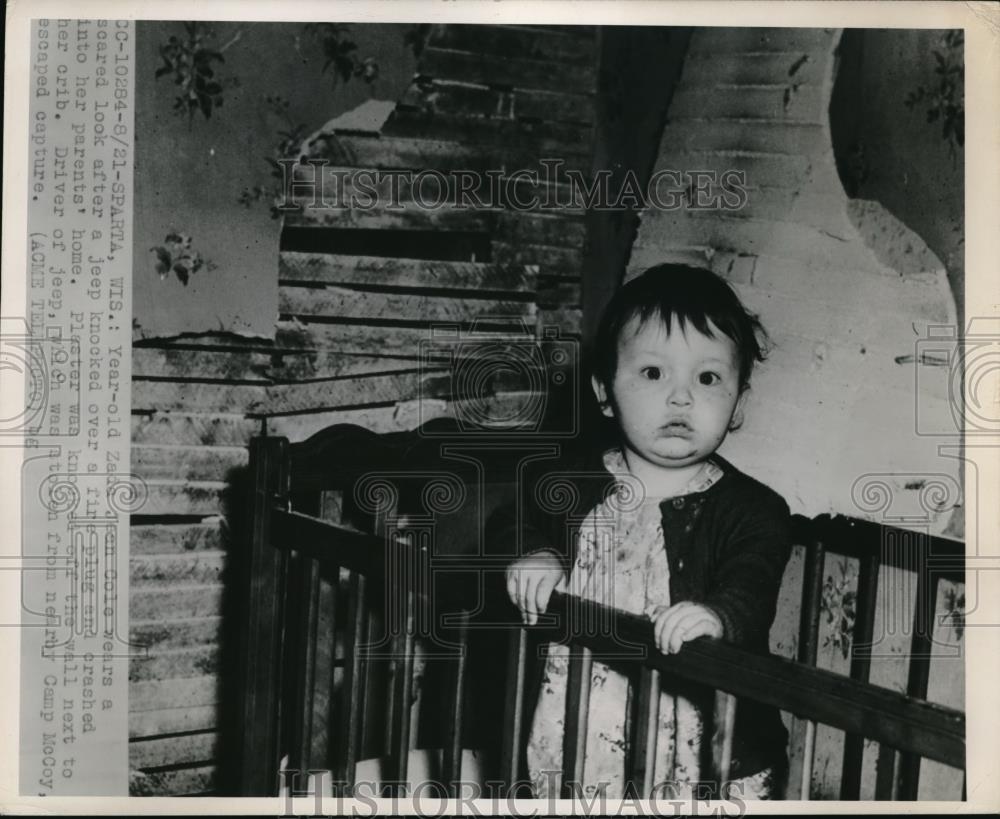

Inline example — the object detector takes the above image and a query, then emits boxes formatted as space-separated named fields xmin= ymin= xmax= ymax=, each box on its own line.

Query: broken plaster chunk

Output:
xmin=318 ymin=99 xmax=397 ymax=136
xmin=393 ymin=397 xmax=449 ymax=431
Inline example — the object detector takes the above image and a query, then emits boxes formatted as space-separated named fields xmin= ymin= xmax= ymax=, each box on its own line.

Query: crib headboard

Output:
xmin=237 ymin=420 xmax=966 ymax=800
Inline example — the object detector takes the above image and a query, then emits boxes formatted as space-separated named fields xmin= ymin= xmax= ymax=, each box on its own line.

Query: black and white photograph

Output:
xmin=2 ymin=1 xmax=998 ymax=812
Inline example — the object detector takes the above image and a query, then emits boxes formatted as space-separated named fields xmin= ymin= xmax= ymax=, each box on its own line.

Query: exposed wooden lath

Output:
xmin=271 ymin=22 xmax=597 ymax=426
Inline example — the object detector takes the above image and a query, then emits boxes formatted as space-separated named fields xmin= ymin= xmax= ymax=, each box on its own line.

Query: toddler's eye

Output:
xmin=698 ymin=371 xmax=721 ymax=386
xmin=640 ymin=366 xmax=662 ymax=380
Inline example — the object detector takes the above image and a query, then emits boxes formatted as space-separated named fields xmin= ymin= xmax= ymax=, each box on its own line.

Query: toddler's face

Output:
xmin=592 ymin=315 xmax=745 ymax=473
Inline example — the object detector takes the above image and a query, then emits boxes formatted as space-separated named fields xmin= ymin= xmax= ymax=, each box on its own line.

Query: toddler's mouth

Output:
xmin=660 ymin=420 xmax=693 ymax=436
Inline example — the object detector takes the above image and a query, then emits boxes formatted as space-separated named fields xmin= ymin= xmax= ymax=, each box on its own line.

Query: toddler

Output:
xmin=504 ymin=264 xmax=792 ymax=799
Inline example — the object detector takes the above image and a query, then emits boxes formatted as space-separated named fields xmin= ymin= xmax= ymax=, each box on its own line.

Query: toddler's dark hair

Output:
xmin=591 ymin=264 xmax=769 ymax=392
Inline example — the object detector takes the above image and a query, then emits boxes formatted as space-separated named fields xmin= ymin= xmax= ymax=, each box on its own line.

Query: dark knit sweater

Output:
xmin=492 ymin=445 xmax=793 ymax=780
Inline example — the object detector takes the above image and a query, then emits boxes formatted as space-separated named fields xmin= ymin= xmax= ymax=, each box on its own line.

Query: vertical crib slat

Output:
xmin=897 ymin=537 xmax=936 ymax=800
xmin=630 ymin=667 xmax=661 ymax=796
xmin=240 ymin=436 xmax=290 ymax=796
xmin=560 ymin=647 xmax=593 ymax=798
xmin=797 ymin=538 xmax=826 ymax=800
xmin=840 ymin=550 xmax=881 ymax=799
xmin=501 ymin=627 xmax=528 ymax=786
xmin=324 ymin=563 xmax=341 ymax=776
xmin=712 ymin=690 xmax=738 ymax=789
xmin=382 ymin=624 xmax=398 ymax=762
xmin=371 ymin=500 xmax=397 ymax=777
xmin=293 ymin=557 xmax=322 ymax=775
xmin=443 ymin=612 xmax=470 ymax=795
xmin=336 ymin=571 xmax=369 ymax=790
xmin=357 ymin=593 xmax=377 ymax=771
xmin=387 ymin=585 xmax=417 ymax=792
xmin=285 ymin=492 xmax=322 ymax=781
xmin=277 ymin=551 xmax=298 ymax=786
xmin=874 ymin=744 xmax=897 ymax=799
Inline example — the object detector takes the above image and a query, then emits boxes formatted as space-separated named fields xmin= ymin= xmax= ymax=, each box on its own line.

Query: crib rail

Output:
xmin=790 ymin=513 xmax=964 ymax=799
xmin=523 ymin=591 xmax=964 ymax=768
xmin=237 ymin=432 xmax=966 ymax=800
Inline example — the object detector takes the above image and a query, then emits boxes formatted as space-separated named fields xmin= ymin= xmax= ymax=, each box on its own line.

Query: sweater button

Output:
xmin=678 ymin=558 xmax=685 ymax=570
xmin=672 ymin=497 xmax=685 ymax=509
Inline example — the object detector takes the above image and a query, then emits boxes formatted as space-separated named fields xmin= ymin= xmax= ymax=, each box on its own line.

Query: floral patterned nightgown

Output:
xmin=526 ymin=449 xmax=778 ymax=800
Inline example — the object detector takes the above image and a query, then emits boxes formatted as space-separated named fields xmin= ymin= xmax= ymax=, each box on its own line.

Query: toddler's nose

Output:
xmin=668 ymin=385 xmax=692 ymax=405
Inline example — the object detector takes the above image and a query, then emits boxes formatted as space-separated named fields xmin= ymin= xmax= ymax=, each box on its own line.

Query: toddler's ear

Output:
xmin=728 ymin=389 xmax=749 ymax=431
xmin=591 ymin=375 xmax=615 ymax=418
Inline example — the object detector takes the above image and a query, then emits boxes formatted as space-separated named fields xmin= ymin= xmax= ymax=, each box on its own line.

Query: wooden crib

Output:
xmin=236 ymin=421 xmax=965 ymax=801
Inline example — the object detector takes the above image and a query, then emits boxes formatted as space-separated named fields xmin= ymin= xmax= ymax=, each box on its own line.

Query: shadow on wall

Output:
xmin=582 ymin=26 xmax=693 ymax=351
xmin=829 ymin=28 xmax=964 ymax=324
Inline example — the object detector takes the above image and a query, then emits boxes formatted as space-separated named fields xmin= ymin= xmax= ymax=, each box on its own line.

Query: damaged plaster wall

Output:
xmin=628 ymin=28 xmax=964 ymax=799
xmin=830 ymin=28 xmax=965 ymax=324
xmin=628 ymin=27 xmax=961 ymax=539
xmin=132 ymin=22 xmax=417 ymax=340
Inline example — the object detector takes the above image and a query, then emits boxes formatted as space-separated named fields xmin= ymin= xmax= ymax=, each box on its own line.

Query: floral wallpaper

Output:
xmin=132 ymin=21 xmax=418 ymax=339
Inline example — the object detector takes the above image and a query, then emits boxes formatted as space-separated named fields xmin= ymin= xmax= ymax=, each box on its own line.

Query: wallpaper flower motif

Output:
xmin=820 ymin=558 xmax=858 ymax=661
xmin=150 ymin=232 xmax=216 ymax=286
xmin=155 ymin=22 xmax=243 ymax=125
